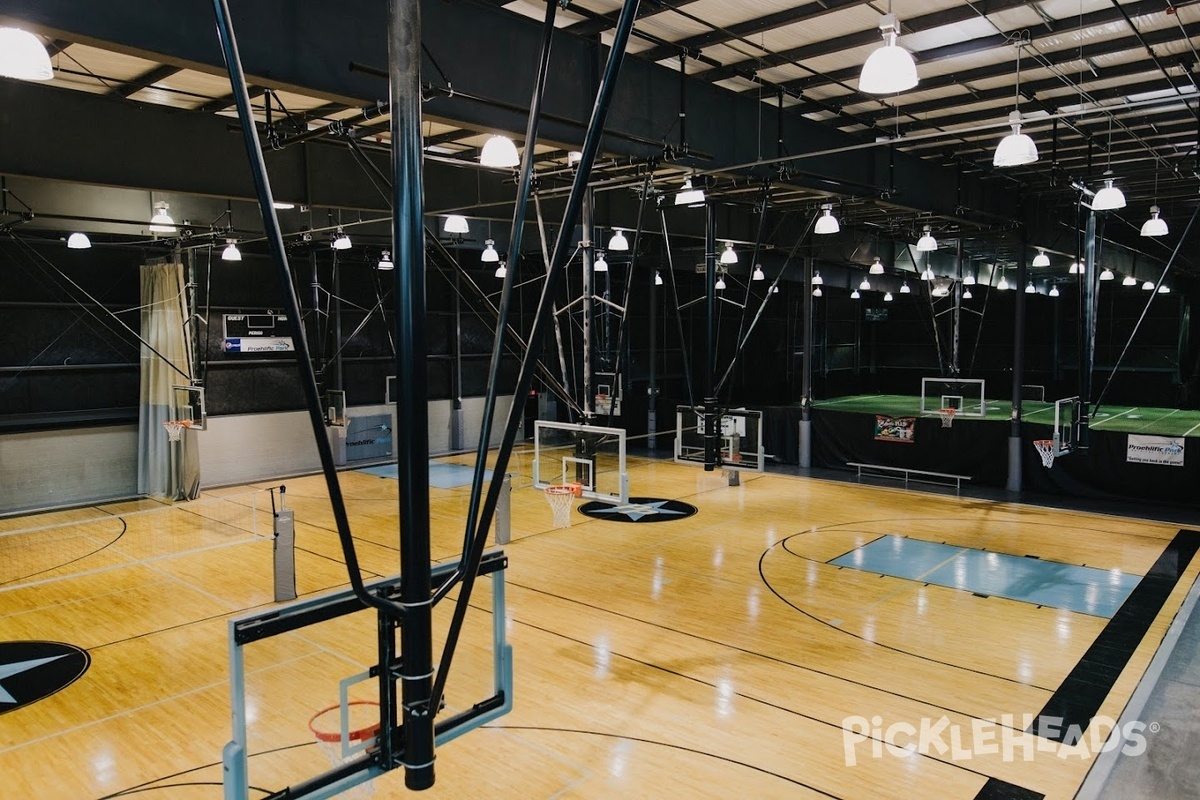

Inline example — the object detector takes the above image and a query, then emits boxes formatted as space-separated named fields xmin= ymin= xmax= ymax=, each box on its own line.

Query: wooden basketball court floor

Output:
xmin=1 ymin=450 xmax=1196 ymax=799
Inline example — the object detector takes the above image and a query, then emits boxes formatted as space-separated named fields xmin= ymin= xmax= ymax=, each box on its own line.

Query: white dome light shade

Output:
xmin=608 ymin=229 xmax=630 ymax=251
xmin=812 ymin=272 xmax=824 ymax=286
xmin=752 ymin=264 xmax=765 ymax=281
xmin=1122 ymin=275 xmax=1137 ymax=286
xmin=67 ymin=232 xmax=91 ymax=250
xmin=1099 ymin=267 xmax=1115 ymax=281
xmin=771 ymin=285 xmax=779 ymax=294
xmin=654 ymin=271 xmax=663 ymax=286
xmin=814 ymin=205 xmax=840 ymax=234
xmin=1140 ymin=206 xmax=1169 ymax=237
xmin=920 ymin=266 xmax=935 ymax=281
xmin=675 ymin=178 xmax=706 ymax=207
xmin=869 ymin=257 xmax=885 ymax=275
xmin=1049 ymin=285 xmax=1060 ymax=297
xmin=332 ymin=228 xmax=352 ymax=250
xmin=932 ymin=284 xmax=949 ymax=297
xmin=1032 ymin=249 xmax=1050 ymax=268
xmin=884 ymin=291 xmax=894 ymax=302
xmin=1142 ymin=280 xmax=1154 ymax=291
xmin=222 ymin=239 xmax=242 ymax=261
xmin=715 ymin=275 xmax=726 ymax=290
xmin=0 ymin=27 xmax=53 ymax=81
xmin=1091 ymin=178 xmax=1126 ymax=211
xmin=811 ymin=286 xmax=822 ymax=297
xmin=594 ymin=252 xmax=608 ymax=272
xmin=998 ymin=274 xmax=1010 ymax=290
xmin=1068 ymin=261 xmax=1082 ymax=275
xmin=480 ymin=135 xmax=520 ymax=168
xmin=859 ymin=15 xmax=918 ymax=95
xmin=1025 ymin=282 xmax=1035 ymax=294
xmin=900 ymin=281 xmax=910 ymax=294
xmin=494 ymin=262 xmax=507 ymax=279
xmin=993 ymin=112 xmax=1039 ymax=168
xmin=377 ymin=250 xmax=394 ymax=270
xmin=851 ymin=289 xmax=861 ymax=299
xmin=444 ymin=214 xmax=470 ymax=235
xmin=1159 ymin=284 xmax=1170 ymax=294
xmin=720 ymin=241 xmax=738 ymax=265
xmin=481 ymin=239 xmax=500 ymax=262
xmin=916 ymin=225 xmax=937 ymax=252
xmin=963 ymin=287 xmax=973 ymax=299
xmin=149 ymin=202 xmax=176 ymax=233
xmin=859 ymin=277 xmax=871 ymax=291
xmin=963 ymin=274 xmax=976 ymax=286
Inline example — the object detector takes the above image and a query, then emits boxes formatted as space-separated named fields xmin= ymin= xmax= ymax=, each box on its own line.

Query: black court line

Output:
xmin=1029 ymin=529 xmax=1200 ymax=745
xmin=972 ymin=776 xmax=1044 ymax=800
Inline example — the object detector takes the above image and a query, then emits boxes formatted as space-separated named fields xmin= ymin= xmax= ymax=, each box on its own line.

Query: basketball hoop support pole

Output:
xmin=1006 ymin=234 xmax=1027 ymax=493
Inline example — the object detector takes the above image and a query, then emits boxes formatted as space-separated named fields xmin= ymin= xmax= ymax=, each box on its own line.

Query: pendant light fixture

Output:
xmin=654 ymin=271 xmax=664 ymax=286
xmin=377 ymin=250 xmax=394 ymax=270
xmin=222 ymin=239 xmax=242 ymax=261
xmin=812 ymin=286 xmax=823 ymax=297
xmin=997 ymin=269 xmax=1009 ymax=291
xmin=0 ymin=27 xmax=53 ymax=81
xmin=771 ymin=285 xmax=780 ymax=294
xmin=851 ymin=289 xmax=861 ymax=299
xmin=812 ymin=272 xmax=824 ymax=286
xmin=481 ymin=239 xmax=500 ymax=263
xmin=859 ymin=8 xmax=918 ymax=95
xmin=443 ymin=214 xmax=470 ymax=235
xmin=916 ymin=225 xmax=937 ymax=252
xmin=1068 ymin=260 xmax=1082 ymax=275
xmin=608 ymin=228 xmax=630 ymax=251
xmin=1158 ymin=284 xmax=1170 ymax=294
xmin=594 ymin=251 xmax=609 ymax=272
xmin=719 ymin=241 xmax=738 ymax=265
xmin=859 ymin=277 xmax=871 ymax=291
xmin=149 ymin=202 xmax=176 ymax=233
xmin=900 ymin=281 xmax=910 ymax=294
xmin=963 ymin=272 xmax=976 ymax=286
xmin=480 ymin=135 xmax=520 ymax=168
xmin=715 ymin=274 xmax=726 ymax=291
xmin=920 ymin=265 xmax=934 ymax=281
xmin=814 ymin=204 xmax=840 ymax=234
xmin=993 ymin=41 xmax=1039 ymax=168
xmin=675 ymin=178 xmax=705 ymax=207
xmin=1032 ymin=249 xmax=1049 ymax=268
xmin=1092 ymin=177 xmax=1126 ymax=211
xmin=1140 ymin=206 xmax=1168 ymax=237
xmin=1141 ymin=280 xmax=1154 ymax=291
xmin=495 ymin=261 xmax=507 ymax=279
xmin=884 ymin=291 xmax=894 ymax=302
xmin=1025 ymin=281 xmax=1035 ymax=294
xmin=1122 ymin=274 xmax=1137 ymax=287
xmin=869 ymin=257 xmax=885 ymax=275
xmin=66 ymin=232 xmax=91 ymax=250
xmin=752 ymin=264 xmax=765 ymax=281
xmin=963 ymin=287 xmax=974 ymax=299
xmin=1099 ymin=267 xmax=1115 ymax=281
xmin=1049 ymin=285 xmax=1060 ymax=297
xmin=332 ymin=228 xmax=352 ymax=250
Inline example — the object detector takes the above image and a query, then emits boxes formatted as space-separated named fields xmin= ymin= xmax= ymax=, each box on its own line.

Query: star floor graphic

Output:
xmin=0 ymin=641 xmax=89 ymax=714
xmin=577 ymin=497 xmax=698 ymax=523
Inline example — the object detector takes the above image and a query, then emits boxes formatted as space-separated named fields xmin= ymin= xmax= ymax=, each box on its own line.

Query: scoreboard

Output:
xmin=222 ymin=313 xmax=295 ymax=353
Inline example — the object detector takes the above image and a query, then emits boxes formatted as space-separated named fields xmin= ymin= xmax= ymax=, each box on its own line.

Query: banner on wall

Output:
xmin=1127 ymin=435 xmax=1185 ymax=466
xmin=874 ymin=415 xmax=916 ymax=443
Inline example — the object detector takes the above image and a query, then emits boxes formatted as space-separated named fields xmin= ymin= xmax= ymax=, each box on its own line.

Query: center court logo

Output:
xmin=841 ymin=714 xmax=1156 ymax=766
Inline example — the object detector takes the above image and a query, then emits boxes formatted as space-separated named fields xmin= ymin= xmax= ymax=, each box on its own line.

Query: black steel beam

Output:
xmin=110 ymin=64 xmax=181 ymax=98
xmin=196 ymin=84 xmax=264 ymax=113
xmin=566 ymin=0 xmax=701 ymax=38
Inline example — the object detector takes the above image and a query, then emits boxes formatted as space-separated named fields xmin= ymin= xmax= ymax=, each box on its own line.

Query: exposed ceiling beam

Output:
xmin=565 ymin=0 xmax=703 ymax=38
xmin=196 ymin=85 xmax=265 ymax=114
xmin=110 ymin=63 xmax=182 ymax=99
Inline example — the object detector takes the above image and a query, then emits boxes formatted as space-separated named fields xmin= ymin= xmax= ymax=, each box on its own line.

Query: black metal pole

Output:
xmin=1079 ymin=208 xmax=1098 ymax=448
xmin=800 ymin=254 xmax=814 ymax=469
xmin=660 ymin=208 xmax=696 ymax=406
xmin=210 ymin=0 xmax=384 ymax=613
xmin=1007 ymin=237 xmax=1027 ymax=493
xmin=428 ymin=0 xmax=643 ymax=715
xmin=703 ymin=201 xmax=718 ymax=470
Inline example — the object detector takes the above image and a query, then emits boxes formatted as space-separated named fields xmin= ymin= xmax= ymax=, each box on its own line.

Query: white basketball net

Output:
xmin=544 ymin=486 xmax=575 ymax=529
xmin=1033 ymin=440 xmax=1056 ymax=469
xmin=162 ymin=420 xmax=188 ymax=442
xmin=938 ymin=408 xmax=956 ymax=428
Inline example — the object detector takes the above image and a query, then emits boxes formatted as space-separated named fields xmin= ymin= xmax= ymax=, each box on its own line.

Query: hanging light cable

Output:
xmin=859 ymin=7 xmax=918 ymax=94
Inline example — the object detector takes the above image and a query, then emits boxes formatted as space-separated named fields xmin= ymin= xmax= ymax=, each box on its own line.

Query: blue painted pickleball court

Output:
xmin=358 ymin=461 xmax=492 ymax=489
xmin=830 ymin=535 xmax=1142 ymax=617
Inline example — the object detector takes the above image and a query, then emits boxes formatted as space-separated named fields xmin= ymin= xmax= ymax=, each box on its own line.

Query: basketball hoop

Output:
xmin=308 ymin=700 xmax=379 ymax=798
xmin=544 ymin=484 xmax=580 ymax=529
xmin=1033 ymin=439 xmax=1056 ymax=469
xmin=937 ymin=408 xmax=956 ymax=428
xmin=162 ymin=419 xmax=191 ymax=442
